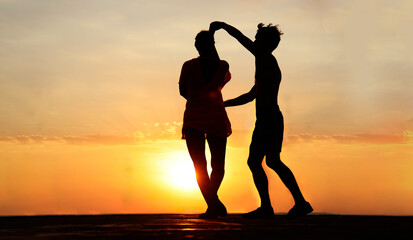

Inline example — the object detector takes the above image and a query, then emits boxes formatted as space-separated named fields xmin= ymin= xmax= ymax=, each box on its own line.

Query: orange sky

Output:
xmin=0 ymin=0 xmax=412 ymax=216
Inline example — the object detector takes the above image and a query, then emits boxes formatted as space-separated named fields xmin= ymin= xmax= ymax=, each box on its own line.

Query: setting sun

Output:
xmin=163 ymin=152 xmax=199 ymax=192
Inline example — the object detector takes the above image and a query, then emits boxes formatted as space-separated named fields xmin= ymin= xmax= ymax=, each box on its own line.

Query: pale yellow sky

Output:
xmin=0 ymin=0 xmax=412 ymax=215
xmin=1 ymin=0 xmax=411 ymax=137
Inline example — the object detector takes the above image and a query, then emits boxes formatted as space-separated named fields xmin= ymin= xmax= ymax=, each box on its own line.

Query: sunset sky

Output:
xmin=0 ymin=0 xmax=412 ymax=216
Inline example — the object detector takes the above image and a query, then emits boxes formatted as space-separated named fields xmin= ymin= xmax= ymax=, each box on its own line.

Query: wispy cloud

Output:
xmin=1 ymin=128 xmax=411 ymax=146
xmin=0 ymin=122 xmax=183 ymax=145
xmin=286 ymin=131 xmax=412 ymax=144
xmin=0 ymin=134 xmax=136 ymax=145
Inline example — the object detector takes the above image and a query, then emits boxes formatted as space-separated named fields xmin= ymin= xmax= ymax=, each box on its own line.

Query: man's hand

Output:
xmin=223 ymin=85 xmax=256 ymax=107
xmin=209 ymin=21 xmax=226 ymax=34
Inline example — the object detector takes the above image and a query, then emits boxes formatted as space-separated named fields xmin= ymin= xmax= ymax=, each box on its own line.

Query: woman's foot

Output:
xmin=215 ymin=200 xmax=227 ymax=217
xmin=198 ymin=208 xmax=218 ymax=219
xmin=198 ymin=200 xmax=227 ymax=219
xmin=286 ymin=201 xmax=313 ymax=218
xmin=242 ymin=206 xmax=275 ymax=219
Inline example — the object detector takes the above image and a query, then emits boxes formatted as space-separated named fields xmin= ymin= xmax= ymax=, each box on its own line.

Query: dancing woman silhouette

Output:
xmin=179 ymin=31 xmax=231 ymax=218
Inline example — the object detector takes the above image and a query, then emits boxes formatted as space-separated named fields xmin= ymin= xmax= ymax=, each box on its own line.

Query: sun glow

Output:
xmin=164 ymin=152 xmax=199 ymax=192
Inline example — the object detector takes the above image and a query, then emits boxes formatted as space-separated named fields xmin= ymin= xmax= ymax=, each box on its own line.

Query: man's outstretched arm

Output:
xmin=210 ymin=21 xmax=255 ymax=55
xmin=224 ymin=85 xmax=256 ymax=107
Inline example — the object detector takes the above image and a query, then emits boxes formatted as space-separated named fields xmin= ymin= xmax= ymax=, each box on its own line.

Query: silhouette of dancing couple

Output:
xmin=179 ymin=22 xmax=313 ymax=219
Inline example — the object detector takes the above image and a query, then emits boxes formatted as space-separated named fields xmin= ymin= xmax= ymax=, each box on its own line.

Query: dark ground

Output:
xmin=0 ymin=214 xmax=412 ymax=240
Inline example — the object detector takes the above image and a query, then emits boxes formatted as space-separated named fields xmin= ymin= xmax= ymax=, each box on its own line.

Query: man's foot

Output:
xmin=242 ymin=207 xmax=275 ymax=219
xmin=286 ymin=202 xmax=313 ymax=218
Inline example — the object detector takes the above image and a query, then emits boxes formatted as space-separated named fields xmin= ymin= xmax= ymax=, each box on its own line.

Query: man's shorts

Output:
xmin=250 ymin=110 xmax=284 ymax=155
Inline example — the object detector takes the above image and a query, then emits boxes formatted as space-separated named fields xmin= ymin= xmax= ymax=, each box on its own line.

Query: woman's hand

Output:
xmin=209 ymin=21 xmax=226 ymax=34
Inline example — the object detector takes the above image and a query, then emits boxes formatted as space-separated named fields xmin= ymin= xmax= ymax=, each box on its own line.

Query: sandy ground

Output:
xmin=0 ymin=214 xmax=412 ymax=239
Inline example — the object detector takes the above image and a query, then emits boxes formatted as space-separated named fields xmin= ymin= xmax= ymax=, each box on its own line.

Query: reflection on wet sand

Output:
xmin=0 ymin=214 xmax=412 ymax=239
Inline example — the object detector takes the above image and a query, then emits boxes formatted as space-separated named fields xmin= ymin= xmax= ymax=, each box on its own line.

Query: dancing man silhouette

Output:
xmin=210 ymin=22 xmax=312 ymax=218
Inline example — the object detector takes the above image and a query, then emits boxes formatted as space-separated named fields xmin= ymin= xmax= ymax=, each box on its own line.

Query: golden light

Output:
xmin=163 ymin=151 xmax=199 ymax=192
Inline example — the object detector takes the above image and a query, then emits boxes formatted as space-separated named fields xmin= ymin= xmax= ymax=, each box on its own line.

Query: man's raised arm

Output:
xmin=210 ymin=21 xmax=255 ymax=55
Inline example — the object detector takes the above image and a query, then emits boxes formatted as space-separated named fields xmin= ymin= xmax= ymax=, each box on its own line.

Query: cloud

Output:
xmin=1 ymin=129 xmax=411 ymax=146
xmin=286 ymin=130 xmax=412 ymax=145
xmin=0 ymin=134 xmax=136 ymax=145
xmin=0 ymin=122 xmax=183 ymax=145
